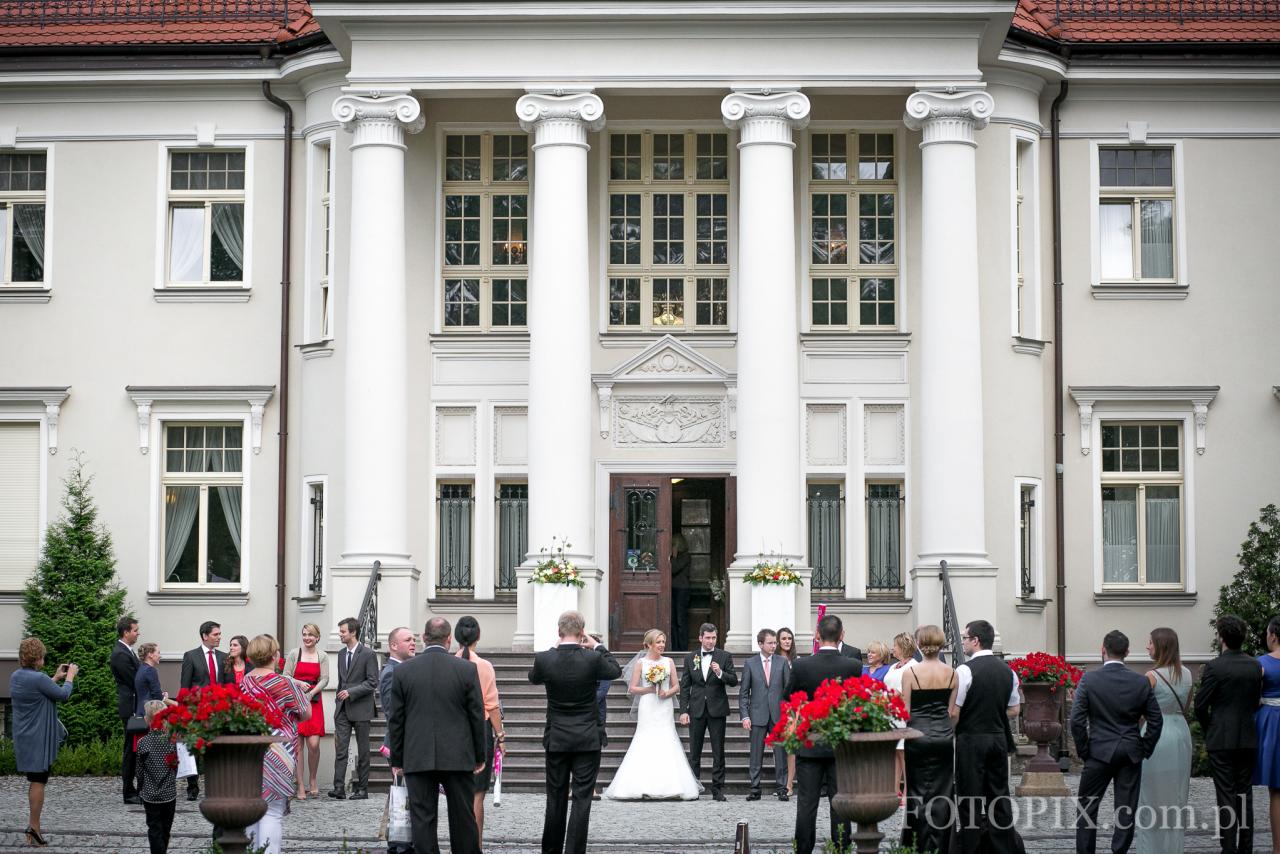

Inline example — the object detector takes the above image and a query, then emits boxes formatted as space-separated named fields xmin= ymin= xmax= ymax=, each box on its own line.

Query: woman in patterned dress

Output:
xmin=240 ymin=634 xmax=310 ymax=854
xmin=284 ymin=622 xmax=328 ymax=798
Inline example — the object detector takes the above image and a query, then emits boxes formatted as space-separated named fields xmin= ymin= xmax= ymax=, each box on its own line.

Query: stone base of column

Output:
xmin=512 ymin=566 xmax=535 ymax=651
xmin=910 ymin=559 xmax=1001 ymax=649
xmin=330 ymin=559 xmax=420 ymax=648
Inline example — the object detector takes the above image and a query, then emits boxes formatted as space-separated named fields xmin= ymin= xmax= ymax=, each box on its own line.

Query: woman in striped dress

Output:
xmin=240 ymin=634 xmax=310 ymax=854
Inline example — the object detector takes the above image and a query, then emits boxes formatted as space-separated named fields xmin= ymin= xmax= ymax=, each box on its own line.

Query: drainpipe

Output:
xmin=1050 ymin=79 xmax=1069 ymax=661
xmin=262 ymin=81 xmax=293 ymax=642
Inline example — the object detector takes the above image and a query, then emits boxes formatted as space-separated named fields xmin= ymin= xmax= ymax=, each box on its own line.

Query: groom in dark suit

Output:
xmin=678 ymin=622 xmax=738 ymax=801
xmin=529 ymin=610 xmax=621 ymax=854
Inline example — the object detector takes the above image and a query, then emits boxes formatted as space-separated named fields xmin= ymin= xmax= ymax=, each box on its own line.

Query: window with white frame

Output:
xmin=1100 ymin=422 xmax=1182 ymax=586
xmin=866 ymin=481 xmax=904 ymax=593
xmin=606 ymin=131 xmax=730 ymax=331
xmin=808 ymin=132 xmax=898 ymax=330
xmin=441 ymin=133 xmax=529 ymax=331
xmin=496 ymin=482 xmax=527 ymax=592
xmin=312 ymin=141 xmax=333 ymax=340
xmin=1018 ymin=481 xmax=1038 ymax=598
xmin=162 ymin=424 xmax=244 ymax=586
xmin=306 ymin=480 xmax=325 ymax=594
xmin=807 ymin=482 xmax=843 ymax=592
xmin=1013 ymin=136 xmax=1040 ymax=337
xmin=0 ymin=152 xmax=47 ymax=285
xmin=167 ymin=150 xmax=246 ymax=285
xmin=0 ymin=422 xmax=41 ymax=590
xmin=438 ymin=482 xmax=474 ymax=591
xmin=1098 ymin=147 xmax=1175 ymax=283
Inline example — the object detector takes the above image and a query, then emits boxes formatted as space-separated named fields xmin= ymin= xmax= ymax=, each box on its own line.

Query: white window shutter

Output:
xmin=0 ymin=422 xmax=41 ymax=590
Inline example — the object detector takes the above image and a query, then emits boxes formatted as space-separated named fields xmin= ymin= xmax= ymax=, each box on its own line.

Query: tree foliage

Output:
xmin=1212 ymin=503 xmax=1280 ymax=656
xmin=22 ymin=455 xmax=131 ymax=745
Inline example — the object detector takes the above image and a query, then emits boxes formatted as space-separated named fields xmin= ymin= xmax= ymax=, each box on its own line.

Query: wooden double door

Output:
xmin=607 ymin=475 xmax=735 ymax=651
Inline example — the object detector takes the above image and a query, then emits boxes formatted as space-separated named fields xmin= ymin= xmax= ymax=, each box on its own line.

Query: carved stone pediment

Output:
xmin=614 ymin=395 xmax=727 ymax=447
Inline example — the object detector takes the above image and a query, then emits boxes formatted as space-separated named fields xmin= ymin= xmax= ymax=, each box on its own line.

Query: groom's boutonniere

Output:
xmin=692 ymin=654 xmax=702 ymax=670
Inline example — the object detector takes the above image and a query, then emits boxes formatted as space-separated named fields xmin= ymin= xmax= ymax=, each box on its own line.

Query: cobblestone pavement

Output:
xmin=0 ymin=776 xmax=1273 ymax=853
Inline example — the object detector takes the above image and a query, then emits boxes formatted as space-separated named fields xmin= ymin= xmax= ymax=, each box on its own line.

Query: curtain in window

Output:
xmin=867 ymin=493 xmax=901 ymax=590
xmin=807 ymin=495 xmax=843 ymax=591
xmin=1139 ymin=199 xmax=1173 ymax=278
xmin=1102 ymin=486 xmax=1138 ymax=583
xmin=215 ymin=485 xmax=242 ymax=556
xmin=164 ymin=485 xmax=199 ymax=580
xmin=438 ymin=497 xmax=473 ymax=590
xmin=210 ymin=203 xmax=244 ymax=280
xmin=169 ymin=207 xmax=205 ymax=281
xmin=1145 ymin=485 xmax=1180 ymax=583
xmin=1098 ymin=202 xmax=1133 ymax=279
xmin=496 ymin=494 xmax=527 ymax=591
xmin=12 ymin=205 xmax=45 ymax=279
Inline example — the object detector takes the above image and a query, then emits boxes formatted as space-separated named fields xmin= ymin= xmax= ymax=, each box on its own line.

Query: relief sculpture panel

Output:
xmin=613 ymin=395 xmax=727 ymax=447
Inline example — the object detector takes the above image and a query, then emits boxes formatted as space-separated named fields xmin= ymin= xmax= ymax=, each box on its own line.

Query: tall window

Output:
xmin=1100 ymin=422 xmax=1182 ymax=586
xmin=496 ymin=483 xmax=528 ymax=592
xmin=438 ymin=483 xmax=474 ymax=591
xmin=0 ymin=152 xmax=47 ymax=285
xmin=866 ymin=482 xmax=903 ymax=593
xmin=808 ymin=132 xmax=898 ymax=330
xmin=1098 ymin=147 xmax=1175 ymax=283
xmin=167 ymin=151 xmax=246 ymax=285
xmin=807 ymin=483 xmax=843 ymax=592
xmin=1013 ymin=136 xmax=1039 ymax=338
xmin=0 ymin=422 xmax=40 ymax=590
xmin=317 ymin=142 xmax=333 ymax=339
xmin=606 ymin=131 xmax=730 ymax=331
xmin=307 ymin=482 xmax=324 ymax=594
xmin=162 ymin=424 xmax=243 ymax=586
xmin=441 ymin=133 xmax=529 ymax=331
xmin=1019 ymin=483 xmax=1036 ymax=598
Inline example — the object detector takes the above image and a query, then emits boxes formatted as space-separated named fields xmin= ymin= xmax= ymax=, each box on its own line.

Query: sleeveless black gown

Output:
xmin=902 ymin=673 xmax=955 ymax=854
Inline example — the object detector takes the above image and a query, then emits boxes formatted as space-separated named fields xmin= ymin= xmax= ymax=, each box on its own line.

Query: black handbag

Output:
xmin=125 ymin=714 xmax=149 ymax=734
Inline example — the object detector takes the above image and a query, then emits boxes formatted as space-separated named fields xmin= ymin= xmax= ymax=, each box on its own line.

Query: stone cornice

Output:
xmin=720 ymin=91 xmax=810 ymax=146
xmin=1068 ymin=385 xmax=1220 ymax=456
xmin=516 ymin=91 xmax=605 ymax=148
xmin=332 ymin=89 xmax=425 ymax=150
xmin=903 ymin=88 xmax=995 ymax=146
xmin=125 ymin=385 xmax=275 ymax=456
xmin=0 ymin=387 xmax=70 ymax=454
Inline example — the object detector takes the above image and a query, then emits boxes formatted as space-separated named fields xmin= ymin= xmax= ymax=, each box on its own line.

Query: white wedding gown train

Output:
xmin=603 ymin=656 xmax=703 ymax=801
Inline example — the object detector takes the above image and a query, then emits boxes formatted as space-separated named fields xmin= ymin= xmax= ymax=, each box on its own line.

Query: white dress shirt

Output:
xmin=954 ymin=649 xmax=1021 ymax=708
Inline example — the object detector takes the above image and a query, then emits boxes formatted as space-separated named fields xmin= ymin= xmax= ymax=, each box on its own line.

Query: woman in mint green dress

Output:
xmin=1136 ymin=627 xmax=1193 ymax=854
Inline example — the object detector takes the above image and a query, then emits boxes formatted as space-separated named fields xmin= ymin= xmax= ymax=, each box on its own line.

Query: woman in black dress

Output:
xmin=900 ymin=624 xmax=957 ymax=853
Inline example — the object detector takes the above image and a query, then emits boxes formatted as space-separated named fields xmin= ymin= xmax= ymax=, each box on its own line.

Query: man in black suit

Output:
xmin=785 ymin=613 xmax=861 ymax=854
xmin=1194 ymin=614 xmax=1264 ymax=854
xmin=388 ymin=617 xmax=485 ymax=854
xmin=678 ymin=622 xmax=738 ymax=801
xmin=109 ymin=615 xmax=141 ymax=805
xmin=179 ymin=620 xmax=232 ymax=800
xmin=837 ymin=639 xmax=863 ymax=664
xmin=1070 ymin=629 xmax=1163 ymax=854
xmin=329 ymin=616 xmax=380 ymax=800
xmin=528 ymin=610 xmax=621 ymax=854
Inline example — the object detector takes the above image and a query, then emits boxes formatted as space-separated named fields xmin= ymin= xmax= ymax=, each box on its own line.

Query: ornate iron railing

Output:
xmin=438 ymin=486 xmax=474 ymax=592
xmin=867 ymin=485 xmax=905 ymax=594
xmin=356 ymin=560 xmax=381 ymax=650
xmin=0 ymin=1 xmax=290 ymax=27
xmin=807 ymin=492 xmax=844 ymax=591
xmin=1053 ymin=0 xmax=1280 ymax=21
xmin=940 ymin=560 xmax=966 ymax=667
xmin=496 ymin=485 xmax=528 ymax=592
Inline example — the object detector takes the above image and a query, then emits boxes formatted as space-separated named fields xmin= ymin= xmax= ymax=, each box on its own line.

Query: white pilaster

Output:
xmin=721 ymin=91 xmax=810 ymax=652
xmin=514 ymin=91 xmax=605 ymax=646
xmin=903 ymin=87 xmax=998 ymax=627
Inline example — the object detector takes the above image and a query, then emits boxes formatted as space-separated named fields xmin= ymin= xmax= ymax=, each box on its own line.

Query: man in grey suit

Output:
xmin=740 ymin=628 xmax=791 ymax=801
xmin=329 ymin=616 xmax=379 ymax=800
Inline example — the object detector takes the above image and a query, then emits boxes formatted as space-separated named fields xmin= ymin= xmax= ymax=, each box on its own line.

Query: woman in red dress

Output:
xmin=284 ymin=623 xmax=328 ymax=799
xmin=225 ymin=635 xmax=248 ymax=687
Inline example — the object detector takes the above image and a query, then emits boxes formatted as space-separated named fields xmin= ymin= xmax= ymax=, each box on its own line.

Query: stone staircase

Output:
xmin=366 ymin=651 xmax=782 ymax=794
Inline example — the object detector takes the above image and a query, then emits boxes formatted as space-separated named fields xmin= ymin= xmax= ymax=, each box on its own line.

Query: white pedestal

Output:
xmin=750 ymin=583 xmax=797 ymax=647
xmin=532 ymin=583 xmax=579 ymax=652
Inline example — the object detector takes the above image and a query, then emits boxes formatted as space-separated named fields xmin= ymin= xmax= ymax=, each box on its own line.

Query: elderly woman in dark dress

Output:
xmin=9 ymin=636 xmax=78 ymax=847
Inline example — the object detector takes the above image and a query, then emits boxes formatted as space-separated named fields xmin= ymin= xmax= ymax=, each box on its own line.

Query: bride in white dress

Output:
xmin=603 ymin=628 xmax=703 ymax=801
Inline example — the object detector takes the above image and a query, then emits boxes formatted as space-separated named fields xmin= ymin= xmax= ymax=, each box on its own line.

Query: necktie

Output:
xmin=702 ymin=650 xmax=711 ymax=679
xmin=763 ymin=656 xmax=771 ymax=686
xmin=207 ymin=650 xmax=216 ymax=683
xmin=342 ymin=648 xmax=350 ymax=680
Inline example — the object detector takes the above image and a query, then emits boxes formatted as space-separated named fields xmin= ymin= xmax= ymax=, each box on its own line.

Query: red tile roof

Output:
xmin=1014 ymin=0 xmax=1280 ymax=44
xmin=0 ymin=0 xmax=319 ymax=49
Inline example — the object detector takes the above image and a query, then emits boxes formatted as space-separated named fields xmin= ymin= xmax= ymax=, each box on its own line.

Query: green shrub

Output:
xmin=1212 ymin=503 xmax=1280 ymax=656
xmin=0 ymin=739 xmax=15 ymax=774
xmin=0 ymin=735 xmax=121 ymax=776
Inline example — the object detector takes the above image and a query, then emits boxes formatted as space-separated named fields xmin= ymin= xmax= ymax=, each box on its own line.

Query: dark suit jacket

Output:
xmin=739 ymin=654 xmax=791 ymax=727
xmin=134 ymin=664 xmax=165 ymax=717
xmin=784 ymin=648 xmax=862 ymax=759
xmin=679 ymin=648 xmax=738 ymax=719
xmin=334 ymin=642 xmax=380 ymax=722
xmin=1070 ymin=661 xmax=1163 ymax=763
xmin=838 ymin=642 xmax=863 ymax=663
xmin=529 ymin=643 xmax=622 ymax=753
xmin=180 ymin=646 xmax=233 ymax=690
xmin=110 ymin=641 xmax=139 ymax=720
xmin=379 ymin=656 xmax=405 ymax=749
xmin=388 ymin=646 xmax=485 ymax=773
xmin=1194 ymin=648 xmax=1263 ymax=751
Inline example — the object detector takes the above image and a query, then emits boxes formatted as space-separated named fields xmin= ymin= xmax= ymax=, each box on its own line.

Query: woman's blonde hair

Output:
xmin=301 ymin=622 xmax=321 ymax=639
xmin=18 ymin=637 xmax=45 ymax=668
xmin=136 ymin=642 xmax=159 ymax=662
xmin=915 ymin=625 xmax=945 ymax=658
xmin=642 ymin=629 xmax=667 ymax=650
xmin=866 ymin=640 xmax=890 ymax=663
xmin=246 ymin=634 xmax=280 ymax=668
xmin=893 ymin=631 xmax=917 ymax=660
xmin=143 ymin=699 xmax=167 ymax=722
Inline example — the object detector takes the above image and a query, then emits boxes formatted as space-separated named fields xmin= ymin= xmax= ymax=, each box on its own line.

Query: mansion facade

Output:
xmin=1 ymin=1 xmax=1278 ymax=684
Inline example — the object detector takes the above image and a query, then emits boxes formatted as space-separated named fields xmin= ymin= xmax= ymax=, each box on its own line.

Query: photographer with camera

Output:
xmin=10 ymin=637 xmax=78 ymax=847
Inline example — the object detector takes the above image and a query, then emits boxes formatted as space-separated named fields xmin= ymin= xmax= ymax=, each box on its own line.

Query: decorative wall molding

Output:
xmin=0 ymin=387 xmax=69 ymax=454
xmin=516 ymin=90 xmax=605 ymax=147
xmin=721 ymin=90 xmax=811 ymax=145
xmin=332 ymin=88 xmax=425 ymax=149
xmin=493 ymin=406 xmax=529 ymax=466
xmin=1068 ymin=385 xmax=1220 ymax=455
xmin=125 ymin=386 xmax=274 ymax=455
xmin=612 ymin=395 xmax=727 ymax=448
xmin=805 ymin=404 xmax=847 ymax=466
xmin=903 ymin=87 xmax=995 ymax=146
xmin=863 ymin=404 xmax=906 ymax=466
xmin=435 ymin=406 xmax=477 ymax=466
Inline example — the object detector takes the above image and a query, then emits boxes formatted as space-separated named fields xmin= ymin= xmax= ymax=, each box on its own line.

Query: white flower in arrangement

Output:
xmin=529 ymin=536 xmax=585 ymax=588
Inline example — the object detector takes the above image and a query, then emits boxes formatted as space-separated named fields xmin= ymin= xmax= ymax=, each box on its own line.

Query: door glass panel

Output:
xmin=625 ymin=488 xmax=658 ymax=572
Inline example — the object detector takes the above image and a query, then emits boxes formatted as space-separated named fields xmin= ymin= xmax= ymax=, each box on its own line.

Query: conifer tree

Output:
xmin=1212 ymin=504 xmax=1280 ymax=656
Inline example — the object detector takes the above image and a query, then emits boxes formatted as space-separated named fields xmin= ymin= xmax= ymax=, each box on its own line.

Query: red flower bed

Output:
xmin=151 ymin=683 xmax=281 ymax=755
xmin=765 ymin=675 xmax=910 ymax=753
xmin=1008 ymin=651 xmax=1083 ymax=693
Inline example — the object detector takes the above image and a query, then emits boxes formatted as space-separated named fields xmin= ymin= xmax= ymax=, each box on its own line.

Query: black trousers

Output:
xmin=794 ymin=755 xmax=852 ymax=854
xmin=1208 ymin=748 xmax=1256 ymax=854
xmin=333 ymin=707 xmax=371 ymax=791
xmin=143 ymin=799 xmax=175 ymax=854
xmin=671 ymin=586 xmax=691 ymax=650
xmin=404 ymin=770 xmax=479 ymax=854
xmin=954 ymin=733 xmax=1023 ymax=854
xmin=1075 ymin=752 xmax=1142 ymax=854
xmin=748 ymin=723 xmax=787 ymax=794
xmin=541 ymin=749 xmax=600 ymax=854
xmin=121 ymin=717 xmax=138 ymax=799
xmin=187 ymin=755 xmax=202 ymax=797
xmin=687 ymin=714 xmax=727 ymax=792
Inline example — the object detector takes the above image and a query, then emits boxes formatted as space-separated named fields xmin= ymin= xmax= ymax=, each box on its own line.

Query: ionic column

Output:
xmin=329 ymin=89 xmax=424 ymax=641
xmin=721 ymin=91 xmax=810 ymax=652
xmin=903 ymin=88 xmax=998 ymax=629
xmin=513 ymin=91 xmax=605 ymax=649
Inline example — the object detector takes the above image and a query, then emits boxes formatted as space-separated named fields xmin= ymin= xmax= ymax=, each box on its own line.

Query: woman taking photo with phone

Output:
xmin=10 ymin=636 xmax=78 ymax=847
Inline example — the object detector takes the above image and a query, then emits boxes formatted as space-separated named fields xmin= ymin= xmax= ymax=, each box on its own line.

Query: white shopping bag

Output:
xmin=387 ymin=772 xmax=411 ymax=844
xmin=174 ymin=742 xmax=198 ymax=779
xmin=492 ymin=744 xmax=502 ymax=807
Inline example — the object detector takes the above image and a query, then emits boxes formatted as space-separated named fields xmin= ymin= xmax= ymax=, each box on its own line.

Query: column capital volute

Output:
xmin=720 ymin=90 xmax=810 ymax=146
xmin=516 ymin=91 xmax=605 ymax=148
xmin=332 ymin=88 xmax=425 ymax=150
xmin=903 ymin=88 xmax=995 ymax=147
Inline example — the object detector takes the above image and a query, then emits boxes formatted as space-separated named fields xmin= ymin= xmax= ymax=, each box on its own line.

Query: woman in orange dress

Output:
xmin=284 ymin=623 xmax=328 ymax=798
xmin=455 ymin=616 xmax=504 ymax=844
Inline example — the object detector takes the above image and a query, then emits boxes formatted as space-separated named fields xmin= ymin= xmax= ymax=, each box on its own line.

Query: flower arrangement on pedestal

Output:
xmin=528 ymin=537 xmax=584 ymax=588
xmin=744 ymin=555 xmax=803 ymax=586
xmin=766 ymin=675 xmax=910 ymax=752
xmin=1008 ymin=651 xmax=1083 ymax=693
xmin=152 ymin=683 xmax=281 ymax=755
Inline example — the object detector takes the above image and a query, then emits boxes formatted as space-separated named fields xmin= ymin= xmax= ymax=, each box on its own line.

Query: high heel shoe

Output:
xmin=25 ymin=827 xmax=48 ymax=847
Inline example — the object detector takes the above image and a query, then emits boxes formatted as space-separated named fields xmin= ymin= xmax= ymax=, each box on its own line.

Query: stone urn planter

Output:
xmin=1014 ymin=682 xmax=1069 ymax=796
xmin=831 ymin=728 xmax=922 ymax=854
xmin=198 ymin=734 xmax=283 ymax=854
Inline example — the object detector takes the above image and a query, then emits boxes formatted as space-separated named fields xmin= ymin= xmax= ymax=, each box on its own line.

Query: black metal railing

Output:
xmin=356 ymin=560 xmax=381 ymax=650
xmin=496 ymin=485 xmax=527 ymax=592
xmin=438 ymin=486 xmax=474 ymax=592
xmin=867 ymin=486 xmax=905 ymax=594
xmin=941 ymin=560 xmax=966 ymax=667
xmin=0 ymin=1 xmax=290 ymax=27
xmin=308 ymin=486 xmax=324 ymax=594
xmin=807 ymin=493 xmax=844 ymax=591
xmin=1053 ymin=0 xmax=1280 ymax=21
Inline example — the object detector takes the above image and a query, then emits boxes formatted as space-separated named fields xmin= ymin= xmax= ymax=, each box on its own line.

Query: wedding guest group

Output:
xmin=329 ymin=616 xmax=379 ymax=800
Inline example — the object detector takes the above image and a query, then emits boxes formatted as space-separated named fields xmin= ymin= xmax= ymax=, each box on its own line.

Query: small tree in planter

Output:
xmin=1212 ymin=504 xmax=1280 ymax=655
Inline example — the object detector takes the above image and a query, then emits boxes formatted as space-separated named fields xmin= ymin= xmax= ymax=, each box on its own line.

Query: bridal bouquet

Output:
xmin=151 ymin=683 xmax=282 ymax=755
xmin=529 ymin=537 xmax=585 ymax=588
xmin=644 ymin=663 xmax=668 ymax=688
xmin=1008 ymin=651 xmax=1082 ymax=694
xmin=766 ymin=675 xmax=909 ymax=753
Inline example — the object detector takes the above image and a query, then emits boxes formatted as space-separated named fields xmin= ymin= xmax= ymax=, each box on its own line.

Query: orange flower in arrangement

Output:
xmin=151 ymin=683 xmax=281 ymax=755
xmin=766 ymin=675 xmax=910 ymax=753
xmin=1008 ymin=651 xmax=1083 ymax=694
xmin=744 ymin=555 xmax=803 ymax=586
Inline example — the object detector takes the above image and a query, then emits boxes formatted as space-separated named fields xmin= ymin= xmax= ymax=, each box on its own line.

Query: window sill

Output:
xmin=1015 ymin=597 xmax=1051 ymax=613
xmin=1091 ymin=285 xmax=1188 ymax=301
xmin=600 ymin=331 xmax=736 ymax=349
xmin=147 ymin=589 xmax=250 ymax=606
xmin=800 ymin=331 xmax=912 ymax=350
xmin=298 ymin=341 xmax=334 ymax=360
xmin=292 ymin=593 xmax=327 ymax=613
xmin=1011 ymin=336 xmax=1047 ymax=356
xmin=154 ymin=287 xmax=251 ymax=304
xmin=426 ymin=594 xmax=517 ymax=612
xmin=811 ymin=595 xmax=912 ymax=614
xmin=1093 ymin=589 xmax=1196 ymax=607
xmin=0 ymin=287 xmax=51 ymax=304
